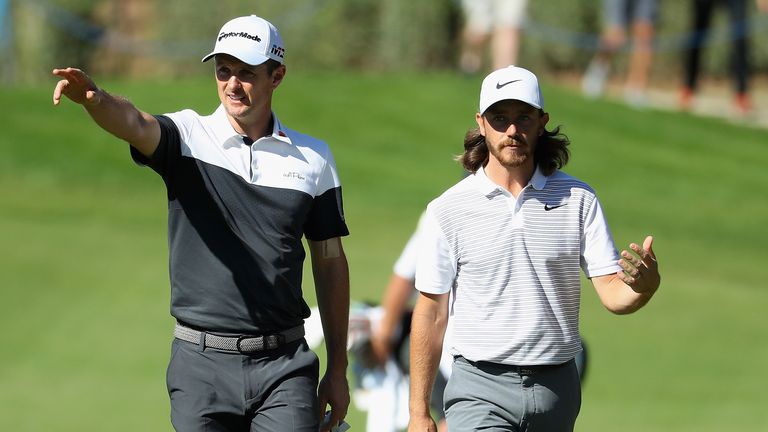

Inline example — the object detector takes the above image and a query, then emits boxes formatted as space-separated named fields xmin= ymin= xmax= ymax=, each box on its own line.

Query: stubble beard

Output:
xmin=490 ymin=137 xmax=532 ymax=169
xmin=224 ymin=99 xmax=251 ymax=120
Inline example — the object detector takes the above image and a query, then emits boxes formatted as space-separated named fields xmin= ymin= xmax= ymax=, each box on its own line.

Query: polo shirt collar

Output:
xmin=268 ymin=114 xmax=292 ymax=144
xmin=211 ymin=104 xmax=293 ymax=145
xmin=474 ymin=165 xmax=549 ymax=197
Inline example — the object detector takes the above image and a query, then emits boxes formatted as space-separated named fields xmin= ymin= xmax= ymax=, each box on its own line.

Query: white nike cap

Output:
xmin=202 ymin=15 xmax=285 ymax=66
xmin=478 ymin=65 xmax=544 ymax=114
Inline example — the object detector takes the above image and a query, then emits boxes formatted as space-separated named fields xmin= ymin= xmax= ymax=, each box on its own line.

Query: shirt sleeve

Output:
xmin=393 ymin=211 xmax=428 ymax=280
xmin=580 ymin=195 xmax=621 ymax=278
xmin=129 ymin=115 xmax=182 ymax=178
xmin=303 ymin=146 xmax=349 ymax=241
xmin=415 ymin=204 xmax=456 ymax=295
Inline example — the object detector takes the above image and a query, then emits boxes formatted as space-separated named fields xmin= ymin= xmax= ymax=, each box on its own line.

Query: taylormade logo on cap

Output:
xmin=202 ymin=15 xmax=285 ymax=66
xmin=479 ymin=65 xmax=543 ymax=114
xmin=218 ymin=32 xmax=261 ymax=43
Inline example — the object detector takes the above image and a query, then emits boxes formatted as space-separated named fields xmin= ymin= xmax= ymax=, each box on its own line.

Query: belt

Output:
xmin=174 ymin=323 xmax=305 ymax=353
xmin=458 ymin=356 xmax=572 ymax=376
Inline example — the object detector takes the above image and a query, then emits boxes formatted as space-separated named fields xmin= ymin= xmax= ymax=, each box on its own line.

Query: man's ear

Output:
xmin=539 ymin=111 xmax=549 ymax=136
xmin=475 ymin=112 xmax=486 ymax=136
xmin=271 ymin=65 xmax=286 ymax=89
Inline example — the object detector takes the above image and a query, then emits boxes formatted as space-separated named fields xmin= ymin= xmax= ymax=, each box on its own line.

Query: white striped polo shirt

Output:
xmin=416 ymin=166 xmax=620 ymax=365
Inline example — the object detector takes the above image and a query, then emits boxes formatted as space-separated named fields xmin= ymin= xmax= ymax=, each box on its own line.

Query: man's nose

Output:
xmin=227 ymin=75 xmax=242 ymax=89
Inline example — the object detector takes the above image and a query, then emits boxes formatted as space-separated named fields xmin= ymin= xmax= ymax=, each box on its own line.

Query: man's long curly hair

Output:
xmin=456 ymin=117 xmax=571 ymax=176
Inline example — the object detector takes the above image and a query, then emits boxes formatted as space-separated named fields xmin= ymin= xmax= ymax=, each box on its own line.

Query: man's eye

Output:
xmin=216 ymin=68 xmax=231 ymax=80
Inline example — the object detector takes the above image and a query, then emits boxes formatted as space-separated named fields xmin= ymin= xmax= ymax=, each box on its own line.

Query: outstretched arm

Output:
xmin=308 ymin=237 xmax=350 ymax=432
xmin=52 ymin=67 xmax=160 ymax=157
xmin=592 ymin=235 xmax=660 ymax=314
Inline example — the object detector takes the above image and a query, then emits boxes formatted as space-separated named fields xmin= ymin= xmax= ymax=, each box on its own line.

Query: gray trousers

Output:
xmin=444 ymin=356 xmax=581 ymax=432
xmin=166 ymin=338 xmax=319 ymax=432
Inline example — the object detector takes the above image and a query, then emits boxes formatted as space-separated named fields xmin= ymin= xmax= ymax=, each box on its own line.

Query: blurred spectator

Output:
xmin=679 ymin=0 xmax=768 ymax=115
xmin=459 ymin=0 xmax=530 ymax=74
xmin=367 ymin=213 xmax=451 ymax=432
xmin=582 ymin=0 xmax=659 ymax=107
xmin=302 ymin=213 xmax=448 ymax=431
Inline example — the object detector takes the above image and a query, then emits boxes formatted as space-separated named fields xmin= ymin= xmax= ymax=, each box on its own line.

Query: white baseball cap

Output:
xmin=202 ymin=15 xmax=285 ymax=66
xmin=478 ymin=65 xmax=544 ymax=114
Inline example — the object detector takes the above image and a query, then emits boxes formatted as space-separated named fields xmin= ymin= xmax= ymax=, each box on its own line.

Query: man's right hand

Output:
xmin=52 ymin=68 xmax=102 ymax=106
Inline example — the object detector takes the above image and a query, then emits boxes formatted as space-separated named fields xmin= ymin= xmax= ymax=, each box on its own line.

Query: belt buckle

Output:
xmin=264 ymin=333 xmax=285 ymax=350
xmin=235 ymin=335 xmax=260 ymax=354
xmin=236 ymin=334 xmax=284 ymax=353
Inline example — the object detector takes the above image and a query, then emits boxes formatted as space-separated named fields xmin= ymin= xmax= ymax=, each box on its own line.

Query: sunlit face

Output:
xmin=214 ymin=54 xmax=284 ymax=125
xmin=476 ymin=99 xmax=549 ymax=170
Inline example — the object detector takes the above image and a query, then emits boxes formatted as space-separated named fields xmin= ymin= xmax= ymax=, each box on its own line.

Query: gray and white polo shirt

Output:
xmin=416 ymin=166 xmax=620 ymax=365
xmin=132 ymin=105 xmax=348 ymax=334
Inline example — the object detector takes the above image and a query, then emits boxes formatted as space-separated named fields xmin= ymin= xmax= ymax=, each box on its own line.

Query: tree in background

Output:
xmin=2 ymin=0 xmax=767 ymax=84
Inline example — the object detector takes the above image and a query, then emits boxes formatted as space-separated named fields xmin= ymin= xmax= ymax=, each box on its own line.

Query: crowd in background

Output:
xmin=454 ymin=0 xmax=768 ymax=115
xmin=4 ymin=0 xmax=768 ymax=107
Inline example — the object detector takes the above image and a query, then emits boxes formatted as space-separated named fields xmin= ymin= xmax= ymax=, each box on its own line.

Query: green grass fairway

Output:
xmin=1 ymin=71 xmax=767 ymax=431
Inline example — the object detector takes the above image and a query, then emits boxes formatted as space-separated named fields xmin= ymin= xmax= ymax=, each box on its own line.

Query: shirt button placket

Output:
xmin=510 ymin=191 xmax=525 ymax=228
xmin=250 ymin=148 xmax=259 ymax=182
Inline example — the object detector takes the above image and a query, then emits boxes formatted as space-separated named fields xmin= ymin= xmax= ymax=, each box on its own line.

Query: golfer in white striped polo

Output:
xmin=407 ymin=66 xmax=661 ymax=432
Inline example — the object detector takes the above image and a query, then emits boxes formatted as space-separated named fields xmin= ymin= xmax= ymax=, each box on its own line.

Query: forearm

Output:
xmin=84 ymin=89 xmax=159 ymax=156
xmin=376 ymin=274 xmax=413 ymax=341
xmin=409 ymin=292 xmax=448 ymax=417
xmin=311 ymin=241 xmax=350 ymax=375
xmin=52 ymin=68 xmax=159 ymax=155
xmin=593 ymin=274 xmax=656 ymax=314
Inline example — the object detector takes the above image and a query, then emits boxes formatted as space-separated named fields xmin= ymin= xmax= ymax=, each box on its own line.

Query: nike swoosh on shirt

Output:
xmin=544 ymin=203 xmax=567 ymax=211
xmin=496 ymin=79 xmax=522 ymax=89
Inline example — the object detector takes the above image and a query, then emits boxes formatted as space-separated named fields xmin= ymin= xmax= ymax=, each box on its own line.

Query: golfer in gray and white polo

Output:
xmin=53 ymin=14 xmax=350 ymax=432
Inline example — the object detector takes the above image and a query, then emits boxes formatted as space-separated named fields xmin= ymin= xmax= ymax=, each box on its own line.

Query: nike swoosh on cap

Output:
xmin=496 ymin=79 xmax=522 ymax=89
